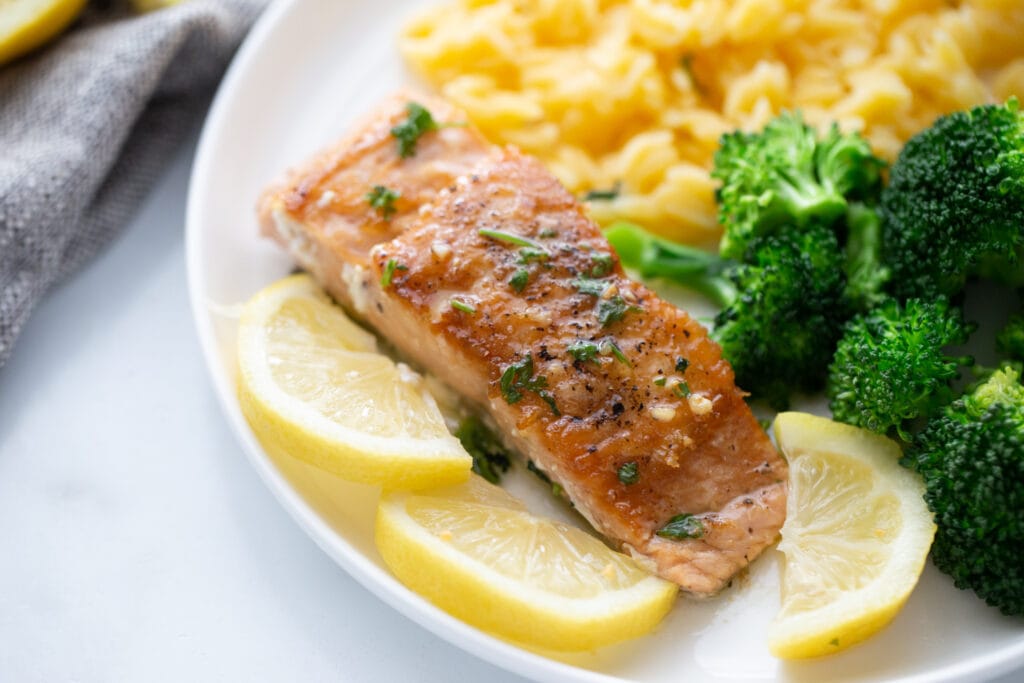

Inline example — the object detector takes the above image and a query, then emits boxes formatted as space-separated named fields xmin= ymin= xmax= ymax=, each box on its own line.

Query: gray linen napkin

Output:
xmin=0 ymin=0 xmax=267 ymax=370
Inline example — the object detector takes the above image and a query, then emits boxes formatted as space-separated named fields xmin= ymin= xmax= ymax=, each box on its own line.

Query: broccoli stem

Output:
xmin=843 ymin=202 xmax=889 ymax=310
xmin=604 ymin=222 xmax=737 ymax=308
xmin=774 ymin=168 xmax=848 ymax=228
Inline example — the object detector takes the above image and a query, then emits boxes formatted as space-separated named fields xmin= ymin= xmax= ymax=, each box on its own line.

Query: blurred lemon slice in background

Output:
xmin=237 ymin=274 xmax=471 ymax=490
xmin=769 ymin=412 xmax=936 ymax=658
xmin=129 ymin=0 xmax=183 ymax=11
xmin=376 ymin=475 xmax=678 ymax=651
xmin=0 ymin=0 xmax=86 ymax=65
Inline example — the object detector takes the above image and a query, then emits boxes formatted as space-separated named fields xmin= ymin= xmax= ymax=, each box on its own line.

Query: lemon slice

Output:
xmin=376 ymin=475 xmax=678 ymax=651
xmin=769 ymin=412 xmax=936 ymax=658
xmin=237 ymin=274 xmax=471 ymax=490
xmin=0 ymin=0 xmax=86 ymax=65
xmin=130 ymin=0 xmax=182 ymax=11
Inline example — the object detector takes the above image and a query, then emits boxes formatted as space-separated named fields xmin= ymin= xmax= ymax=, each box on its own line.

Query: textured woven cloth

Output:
xmin=0 ymin=0 xmax=266 ymax=369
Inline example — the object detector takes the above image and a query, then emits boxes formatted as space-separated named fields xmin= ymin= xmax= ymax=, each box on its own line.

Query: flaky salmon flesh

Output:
xmin=258 ymin=91 xmax=787 ymax=596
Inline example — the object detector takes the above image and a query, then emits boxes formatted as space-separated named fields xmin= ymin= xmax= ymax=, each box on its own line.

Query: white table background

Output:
xmin=0 ymin=126 xmax=1020 ymax=683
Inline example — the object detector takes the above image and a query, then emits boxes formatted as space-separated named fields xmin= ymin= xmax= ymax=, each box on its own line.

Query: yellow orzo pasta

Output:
xmin=399 ymin=0 xmax=1024 ymax=246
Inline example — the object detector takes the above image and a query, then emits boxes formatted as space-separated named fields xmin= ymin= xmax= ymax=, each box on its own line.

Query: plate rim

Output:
xmin=183 ymin=1 xmax=1024 ymax=681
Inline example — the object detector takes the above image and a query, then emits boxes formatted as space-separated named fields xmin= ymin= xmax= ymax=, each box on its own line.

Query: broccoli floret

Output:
xmin=903 ymin=366 xmax=1024 ymax=615
xmin=712 ymin=112 xmax=885 ymax=260
xmin=717 ymin=223 xmax=850 ymax=406
xmin=881 ymin=99 xmax=1024 ymax=300
xmin=842 ymin=202 xmax=890 ymax=311
xmin=828 ymin=298 xmax=974 ymax=439
xmin=997 ymin=312 xmax=1024 ymax=362
xmin=606 ymin=221 xmax=848 ymax=407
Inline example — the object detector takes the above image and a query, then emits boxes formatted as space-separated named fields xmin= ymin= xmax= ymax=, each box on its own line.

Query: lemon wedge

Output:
xmin=237 ymin=274 xmax=471 ymax=490
xmin=769 ymin=412 xmax=936 ymax=658
xmin=0 ymin=0 xmax=86 ymax=65
xmin=375 ymin=475 xmax=678 ymax=651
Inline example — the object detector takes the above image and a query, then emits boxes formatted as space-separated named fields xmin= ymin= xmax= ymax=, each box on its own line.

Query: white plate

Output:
xmin=185 ymin=0 xmax=1024 ymax=680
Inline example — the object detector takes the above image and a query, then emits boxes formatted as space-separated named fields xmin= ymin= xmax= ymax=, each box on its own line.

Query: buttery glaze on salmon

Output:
xmin=258 ymin=91 xmax=787 ymax=595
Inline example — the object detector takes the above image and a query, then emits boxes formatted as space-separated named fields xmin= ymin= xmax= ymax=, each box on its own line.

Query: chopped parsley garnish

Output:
xmin=366 ymin=185 xmax=400 ymax=220
xmin=390 ymin=102 xmax=438 ymax=158
xmin=527 ymin=460 xmax=563 ymax=497
xmin=617 ymin=461 xmax=640 ymax=485
xmin=500 ymin=353 xmax=559 ymax=415
xmin=571 ymin=277 xmax=609 ymax=297
xmin=478 ymin=228 xmax=543 ymax=249
xmin=567 ymin=340 xmax=600 ymax=364
xmin=450 ymin=298 xmax=476 ymax=315
xmin=455 ymin=416 xmax=511 ymax=484
xmin=567 ymin=339 xmax=630 ymax=367
xmin=673 ymin=381 xmax=692 ymax=398
xmin=509 ymin=268 xmax=530 ymax=292
xmin=598 ymin=296 xmax=638 ymax=327
xmin=380 ymin=259 xmax=407 ymax=287
xmin=581 ymin=182 xmax=621 ymax=202
xmin=572 ymin=278 xmax=640 ymax=327
xmin=675 ymin=357 xmax=689 ymax=373
xmin=517 ymin=246 xmax=550 ymax=264
xmin=656 ymin=513 xmax=704 ymax=540
xmin=601 ymin=340 xmax=631 ymax=367
xmin=538 ymin=227 xmax=558 ymax=238
xmin=653 ymin=376 xmax=667 ymax=387
xmin=589 ymin=251 xmax=614 ymax=278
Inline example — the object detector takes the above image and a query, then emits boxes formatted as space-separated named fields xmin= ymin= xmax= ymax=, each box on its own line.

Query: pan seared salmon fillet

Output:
xmin=258 ymin=92 xmax=787 ymax=595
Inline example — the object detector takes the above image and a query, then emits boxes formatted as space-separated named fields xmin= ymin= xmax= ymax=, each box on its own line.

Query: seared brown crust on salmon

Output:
xmin=258 ymin=91 xmax=787 ymax=595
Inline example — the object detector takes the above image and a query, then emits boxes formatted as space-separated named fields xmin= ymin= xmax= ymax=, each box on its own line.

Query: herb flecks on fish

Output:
xmin=567 ymin=340 xmax=600 ymax=364
xmin=571 ymin=276 xmax=609 ymax=297
xmin=589 ymin=251 xmax=614 ymax=278
xmin=602 ymin=340 xmax=631 ymax=367
xmin=657 ymin=514 xmax=705 ymax=540
xmin=391 ymin=102 xmax=439 ymax=158
xmin=500 ymin=353 xmax=559 ymax=416
xmin=366 ymin=185 xmax=400 ymax=220
xmin=598 ymin=296 xmax=641 ymax=328
xmin=618 ymin=461 xmax=640 ymax=485
xmin=478 ymin=228 xmax=544 ymax=249
xmin=450 ymin=298 xmax=476 ymax=315
xmin=509 ymin=268 xmax=530 ymax=292
xmin=380 ymin=258 xmax=407 ymax=287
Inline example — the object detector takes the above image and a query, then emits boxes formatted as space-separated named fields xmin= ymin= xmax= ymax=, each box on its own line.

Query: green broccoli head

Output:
xmin=881 ymin=99 xmax=1024 ymax=300
xmin=714 ymin=221 xmax=849 ymax=407
xmin=997 ymin=312 xmax=1024 ymax=361
xmin=815 ymin=123 xmax=886 ymax=201
xmin=903 ymin=366 xmax=1024 ymax=616
xmin=712 ymin=112 xmax=885 ymax=260
xmin=828 ymin=298 xmax=973 ymax=439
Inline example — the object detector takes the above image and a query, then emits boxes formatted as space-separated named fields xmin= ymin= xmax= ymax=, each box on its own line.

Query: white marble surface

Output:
xmin=0 ymin=129 xmax=1020 ymax=683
